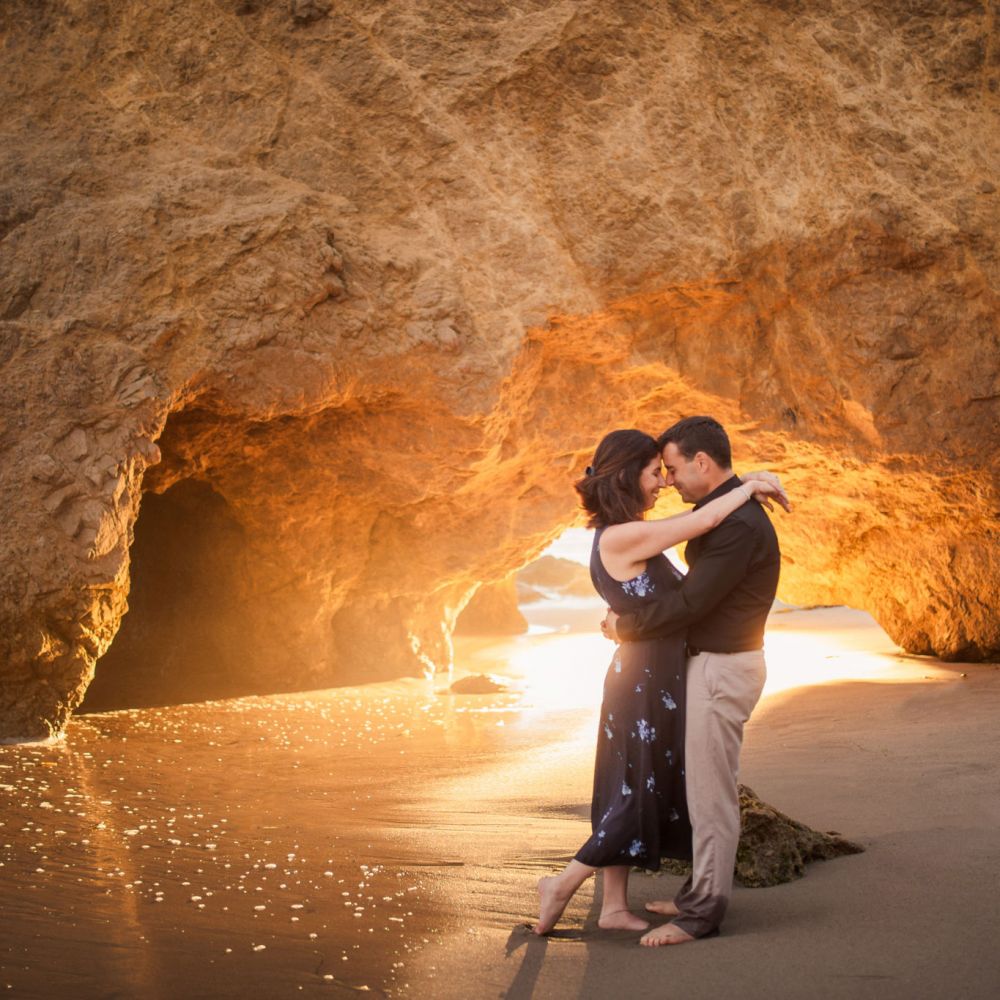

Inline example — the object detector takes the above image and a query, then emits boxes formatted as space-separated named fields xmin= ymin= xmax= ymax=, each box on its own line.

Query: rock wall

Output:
xmin=1 ymin=0 xmax=998 ymax=737
xmin=454 ymin=578 xmax=527 ymax=637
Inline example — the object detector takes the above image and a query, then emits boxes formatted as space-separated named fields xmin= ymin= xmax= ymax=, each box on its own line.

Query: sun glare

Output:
xmin=761 ymin=606 xmax=954 ymax=698
xmin=453 ymin=531 xmax=954 ymax=730
xmin=454 ymin=603 xmax=953 ymax=724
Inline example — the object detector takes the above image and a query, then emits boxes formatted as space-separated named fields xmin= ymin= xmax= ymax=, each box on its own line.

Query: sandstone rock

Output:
xmin=290 ymin=0 xmax=331 ymax=25
xmin=517 ymin=556 xmax=595 ymax=598
xmin=449 ymin=673 xmax=511 ymax=695
xmin=454 ymin=578 xmax=528 ymax=637
xmin=1 ymin=1 xmax=998 ymax=737
xmin=514 ymin=582 xmax=547 ymax=606
xmin=734 ymin=784 xmax=864 ymax=887
xmin=659 ymin=785 xmax=864 ymax=887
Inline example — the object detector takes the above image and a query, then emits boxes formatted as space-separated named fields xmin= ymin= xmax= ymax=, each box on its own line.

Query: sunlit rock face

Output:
xmin=1 ymin=0 xmax=998 ymax=736
xmin=454 ymin=578 xmax=527 ymax=638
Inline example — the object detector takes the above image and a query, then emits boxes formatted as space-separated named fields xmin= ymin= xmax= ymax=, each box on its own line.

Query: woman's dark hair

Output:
xmin=575 ymin=429 xmax=659 ymax=529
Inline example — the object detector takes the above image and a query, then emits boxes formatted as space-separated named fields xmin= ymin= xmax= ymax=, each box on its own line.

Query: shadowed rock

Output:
xmin=660 ymin=785 xmax=864 ymax=887
xmin=449 ymin=674 xmax=511 ymax=695
xmin=734 ymin=785 xmax=864 ymax=887
xmin=455 ymin=579 xmax=528 ymax=637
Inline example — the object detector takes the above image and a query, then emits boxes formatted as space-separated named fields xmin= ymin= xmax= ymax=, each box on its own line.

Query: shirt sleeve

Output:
xmin=616 ymin=518 xmax=755 ymax=641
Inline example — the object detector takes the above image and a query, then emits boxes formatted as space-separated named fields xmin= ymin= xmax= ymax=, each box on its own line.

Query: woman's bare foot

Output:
xmin=644 ymin=900 xmax=680 ymax=917
xmin=639 ymin=922 xmax=695 ymax=947
xmin=598 ymin=909 xmax=650 ymax=932
xmin=534 ymin=876 xmax=572 ymax=935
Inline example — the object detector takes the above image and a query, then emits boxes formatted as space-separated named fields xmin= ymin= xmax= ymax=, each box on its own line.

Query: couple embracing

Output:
xmin=533 ymin=416 xmax=789 ymax=946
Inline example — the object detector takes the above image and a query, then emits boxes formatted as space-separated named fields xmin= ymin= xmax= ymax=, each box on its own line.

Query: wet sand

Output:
xmin=2 ymin=604 xmax=999 ymax=999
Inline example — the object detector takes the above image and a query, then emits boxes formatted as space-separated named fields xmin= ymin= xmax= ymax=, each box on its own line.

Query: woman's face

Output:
xmin=638 ymin=455 xmax=666 ymax=511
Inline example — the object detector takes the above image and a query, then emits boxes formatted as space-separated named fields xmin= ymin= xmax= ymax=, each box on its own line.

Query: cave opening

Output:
xmin=500 ymin=525 xmax=909 ymax=698
xmin=79 ymin=478 xmax=258 ymax=713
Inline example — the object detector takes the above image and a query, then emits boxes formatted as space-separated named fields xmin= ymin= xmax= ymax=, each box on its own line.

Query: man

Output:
xmin=603 ymin=415 xmax=785 ymax=946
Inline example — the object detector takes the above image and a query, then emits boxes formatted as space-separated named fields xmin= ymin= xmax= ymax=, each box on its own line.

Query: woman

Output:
xmin=533 ymin=429 xmax=783 ymax=935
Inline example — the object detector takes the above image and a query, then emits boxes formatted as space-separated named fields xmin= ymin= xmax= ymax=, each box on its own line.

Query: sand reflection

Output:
xmin=762 ymin=606 xmax=953 ymax=699
xmin=455 ymin=599 xmax=945 ymax=719
xmin=0 ymin=598 xmax=971 ymax=998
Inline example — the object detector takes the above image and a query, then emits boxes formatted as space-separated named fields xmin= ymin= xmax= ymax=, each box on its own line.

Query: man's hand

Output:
xmin=601 ymin=609 xmax=621 ymax=643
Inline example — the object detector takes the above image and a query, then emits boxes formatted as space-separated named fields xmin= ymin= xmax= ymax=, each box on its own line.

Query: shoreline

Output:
xmin=1 ymin=607 xmax=998 ymax=998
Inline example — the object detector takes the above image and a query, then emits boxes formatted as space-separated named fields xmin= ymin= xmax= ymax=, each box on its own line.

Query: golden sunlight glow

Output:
xmin=454 ymin=603 xmax=954 ymax=724
xmin=453 ymin=627 xmax=609 ymax=717
xmin=761 ymin=608 xmax=951 ymax=697
xmin=506 ymin=633 xmax=610 ymax=710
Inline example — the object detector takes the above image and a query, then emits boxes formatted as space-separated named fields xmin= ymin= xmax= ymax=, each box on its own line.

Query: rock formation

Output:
xmin=449 ymin=673 xmax=511 ymax=695
xmin=454 ymin=577 xmax=527 ymax=637
xmin=659 ymin=784 xmax=864 ymax=886
xmin=1 ymin=0 xmax=998 ymax=737
xmin=734 ymin=784 xmax=864 ymax=887
xmin=517 ymin=556 xmax=595 ymax=598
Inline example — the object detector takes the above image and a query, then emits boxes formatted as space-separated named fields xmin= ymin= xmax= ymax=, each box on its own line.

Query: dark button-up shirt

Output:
xmin=616 ymin=475 xmax=781 ymax=651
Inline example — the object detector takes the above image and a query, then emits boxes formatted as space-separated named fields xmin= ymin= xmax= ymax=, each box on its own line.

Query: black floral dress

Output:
xmin=574 ymin=528 xmax=693 ymax=869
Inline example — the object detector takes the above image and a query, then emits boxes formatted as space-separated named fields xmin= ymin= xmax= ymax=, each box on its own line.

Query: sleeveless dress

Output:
xmin=574 ymin=528 xmax=693 ymax=869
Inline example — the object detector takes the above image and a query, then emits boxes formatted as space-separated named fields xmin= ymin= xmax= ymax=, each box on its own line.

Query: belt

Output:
xmin=686 ymin=644 xmax=763 ymax=657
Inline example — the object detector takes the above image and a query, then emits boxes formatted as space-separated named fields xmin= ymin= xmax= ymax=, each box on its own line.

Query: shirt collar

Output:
xmin=693 ymin=474 xmax=743 ymax=510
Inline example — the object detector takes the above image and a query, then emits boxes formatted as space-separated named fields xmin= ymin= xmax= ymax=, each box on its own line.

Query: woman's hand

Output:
xmin=743 ymin=476 xmax=791 ymax=513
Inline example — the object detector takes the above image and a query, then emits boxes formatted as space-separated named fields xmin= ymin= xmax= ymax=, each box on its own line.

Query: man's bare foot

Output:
xmin=644 ymin=900 xmax=680 ymax=917
xmin=534 ymin=876 xmax=572 ymax=935
xmin=639 ymin=922 xmax=695 ymax=947
xmin=597 ymin=909 xmax=650 ymax=932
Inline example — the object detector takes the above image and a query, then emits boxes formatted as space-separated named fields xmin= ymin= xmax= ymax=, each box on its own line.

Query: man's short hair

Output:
xmin=658 ymin=416 xmax=732 ymax=469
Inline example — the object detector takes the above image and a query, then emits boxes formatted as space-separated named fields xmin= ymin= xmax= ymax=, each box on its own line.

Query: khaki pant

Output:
xmin=672 ymin=649 xmax=767 ymax=938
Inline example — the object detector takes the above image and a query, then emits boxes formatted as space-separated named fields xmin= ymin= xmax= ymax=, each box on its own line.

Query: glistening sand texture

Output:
xmin=1 ymin=607 xmax=998 ymax=999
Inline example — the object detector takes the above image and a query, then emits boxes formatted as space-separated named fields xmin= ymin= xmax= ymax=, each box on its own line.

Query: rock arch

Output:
xmin=1 ymin=0 xmax=998 ymax=738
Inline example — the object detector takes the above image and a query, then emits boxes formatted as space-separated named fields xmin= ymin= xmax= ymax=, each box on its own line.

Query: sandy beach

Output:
xmin=2 ymin=601 xmax=998 ymax=999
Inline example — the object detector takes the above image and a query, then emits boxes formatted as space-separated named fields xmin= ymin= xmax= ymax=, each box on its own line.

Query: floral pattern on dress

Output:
xmin=574 ymin=527 xmax=692 ymax=871
xmin=635 ymin=719 xmax=655 ymax=743
xmin=620 ymin=571 xmax=655 ymax=598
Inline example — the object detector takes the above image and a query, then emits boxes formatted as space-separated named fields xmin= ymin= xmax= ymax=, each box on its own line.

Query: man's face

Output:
xmin=661 ymin=442 xmax=711 ymax=504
